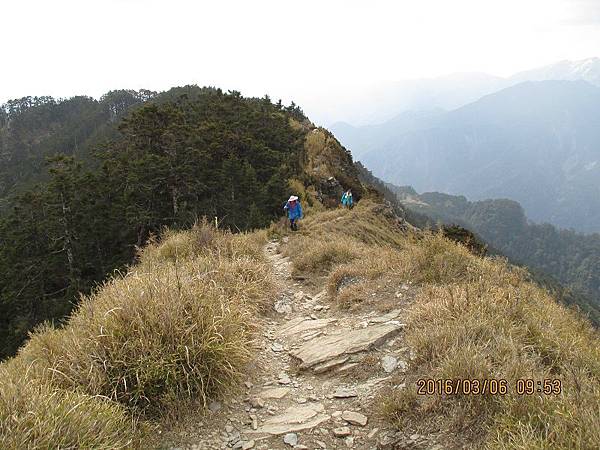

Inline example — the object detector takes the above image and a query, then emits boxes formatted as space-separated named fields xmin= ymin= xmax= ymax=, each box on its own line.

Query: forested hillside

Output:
xmin=4 ymin=84 xmax=599 ymax=361
xmin=0 ymin=87 xmax=309 ymax=358
xmin=390 ymin=185 xmax=600 ymax=322
xmin=0 ymin=90 xmax=156 ymax=201
xmin=2 ymin=88 xmax=600 ymax=450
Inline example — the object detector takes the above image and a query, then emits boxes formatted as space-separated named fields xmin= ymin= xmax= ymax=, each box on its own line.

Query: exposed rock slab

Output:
xmin=367 ymin=309 xmax=403 ymax=324
xmin=333 ymin=387 xmax=358 ymax=398
xmin=260 ymin=387 xmax=290 ymax=399
xmin=246 ymin=403 xmax=330 ymax=436
xmin=290 ymin=322 xmax=403 ymax=369
xmin=277 ymin=317 xmax=337 ymax=337
xmin=342 ymin=411 xmax=368 ymax=426
xmin=312 ymin=355 xmax=349 ymax=374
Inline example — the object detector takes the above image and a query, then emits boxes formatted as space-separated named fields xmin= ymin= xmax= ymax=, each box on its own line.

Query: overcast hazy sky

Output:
xmin=2 ymin=0 xmax=600 ymax=113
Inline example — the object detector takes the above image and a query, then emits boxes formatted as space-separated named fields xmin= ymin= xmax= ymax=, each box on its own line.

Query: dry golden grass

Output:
xmin=0 ymin=359 xmax=137 ymax=450
xmin=393 ymin=271 xmax=600 ymax=448
xmin=285 ymin=200 xmax=600 ymax=448
xmin=1 ymin=221 xmax=274 ymax=448
xmin=287 ymin=239 xmax=362 ymax=276
xmin=282 ymin=200 xmax=409 ymax=279
xmin=280 ymin=201 xmax=412 ymax=309
xmin=285 ymin=200 xmax=483 ymax=309
xmin=20 ymin=222 xmax=274 ymax=410
xmin=302 ymin=128 xmax=363 ymax=198
xmin=298 ymin=200 xmax=408 ymax=248
xmin=3 ymin=196 xmax=598 ymax=449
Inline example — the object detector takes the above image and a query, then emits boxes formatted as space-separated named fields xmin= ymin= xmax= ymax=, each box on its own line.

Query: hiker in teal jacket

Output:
xmin=284 ymin=195 xmax=303 ymax=231
xmin=341 ymin=189 xmax=354 ymax=209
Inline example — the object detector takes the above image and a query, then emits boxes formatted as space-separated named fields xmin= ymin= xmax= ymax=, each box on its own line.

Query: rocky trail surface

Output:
xmin=167 ymin=240 xmax=446 ymax=450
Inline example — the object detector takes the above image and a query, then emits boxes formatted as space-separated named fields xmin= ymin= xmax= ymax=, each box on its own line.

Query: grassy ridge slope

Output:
xmin=390 ymin=186 xmax=600 ymax=324
xmin=0 ymin=222 xmax=274 ymax=449
xmin=1 ymin=101 xmax=598 ymax=448
xmin=281 ymin=200 xmax=600 ymax=449
xmin=2 ymin=196 xmax=599 ymax=448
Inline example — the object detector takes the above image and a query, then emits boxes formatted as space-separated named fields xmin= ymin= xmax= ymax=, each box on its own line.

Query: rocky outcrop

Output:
xmin=302 ymin=128 xmax=364 ymax=206
xmin=290 ymin=321 xmax=404 ymax=371
xmin=246 ymin=403 xmax=330 ymax=436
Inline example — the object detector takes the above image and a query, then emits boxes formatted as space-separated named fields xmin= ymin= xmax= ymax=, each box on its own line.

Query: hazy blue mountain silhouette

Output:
xmin=333 ymin=80 xmax=600 ymax=233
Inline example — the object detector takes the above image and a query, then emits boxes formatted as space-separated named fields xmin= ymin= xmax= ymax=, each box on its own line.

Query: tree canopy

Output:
xmin=0 ymin=87 xmax=306 ymax=358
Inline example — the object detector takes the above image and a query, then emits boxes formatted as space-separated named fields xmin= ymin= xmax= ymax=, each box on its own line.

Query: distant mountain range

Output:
xmin=332 ymin=79 xmax=600 ymax=233
xmin=321 ymin=57 xmax=600 ymax=126
xmin=511 ymin=57 xmax=600 ymax=86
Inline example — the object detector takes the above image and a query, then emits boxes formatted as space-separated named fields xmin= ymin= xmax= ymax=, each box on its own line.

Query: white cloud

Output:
xmin=564 ymin=0 xmax=600 ymax=24
xmin=1 ymin=0 xmax=599 ymax=120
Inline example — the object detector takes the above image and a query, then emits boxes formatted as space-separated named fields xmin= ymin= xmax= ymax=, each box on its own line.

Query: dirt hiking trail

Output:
xmin=166 ymin=239 xmax=447 ymax=450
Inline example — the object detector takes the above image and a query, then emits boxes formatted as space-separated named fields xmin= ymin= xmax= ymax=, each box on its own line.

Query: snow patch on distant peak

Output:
xmin=511 ymin=57 xmax=600 ymax=86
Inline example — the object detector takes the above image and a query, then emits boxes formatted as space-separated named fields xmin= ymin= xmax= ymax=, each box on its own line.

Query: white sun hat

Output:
xmin=288 ymin=195 xmax=299 ymax=201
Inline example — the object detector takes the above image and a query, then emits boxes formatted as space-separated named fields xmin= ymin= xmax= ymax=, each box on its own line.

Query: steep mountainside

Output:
xmin=389 ymin=184 xmax=600 ymax=323
xmin=0 ymin=88 xmax=358 ymax=359
xmin=2 ymin=89 xmax=600 ymax=450
xmin=332 ymin=80 xmax=600 ymax=233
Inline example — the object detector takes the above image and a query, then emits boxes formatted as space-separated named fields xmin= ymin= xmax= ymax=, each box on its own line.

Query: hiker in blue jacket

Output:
xmin=341 ymin=189 xmax=354 ymax=209
xmin=284 ymin=195 xmax=303 ymax=231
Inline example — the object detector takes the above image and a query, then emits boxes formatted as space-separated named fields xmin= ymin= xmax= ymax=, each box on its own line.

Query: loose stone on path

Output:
xmin=333 ymin=387 xmax=358 ymax=398
xmin=278 ymin=372 xmax=291 ymax=385
xmin=208 ymin=401 xmax=222 ymax=412
xmin=283 ymin=432 xmax=298 ymax=447
xmin=271 ymin=342 xmax=284 ymax=352
xmin=246 ymin=403 xmax=330 ymax=436
xmin=248 ymin=397 xmax=264 ymax=409
xmin=342 ymin=411 xmax=368 ymax=426
xmin=260 ymin=387 xmax=290 ymax=399
xmin=381 ymin=355 xmax=398 ymax=373
xmin=333 ymin=426 xmax=352 ymax=437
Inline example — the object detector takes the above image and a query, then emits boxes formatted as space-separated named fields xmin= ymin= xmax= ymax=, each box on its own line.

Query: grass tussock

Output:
xmin=284 ymin=200 xmax=600 ymax=448
xmin=282 ymin=200 xmax=409 ymax=282
xmin=284 ymin=200 xmax=483 ymax=308
xmin=397 ymin=275 xmax=600 ymax=448
xmin=302 ymin=206 xmax=482 ymax=308
xmin=287 ymin=239 xmax=362 ymax=275
xmin=298 ymin=200 xmax=408 ymax=247
xmin=1 ymin=221 xmax=274 ymax=447
xmin=0 ymin=360 xmax=137 ymax=450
